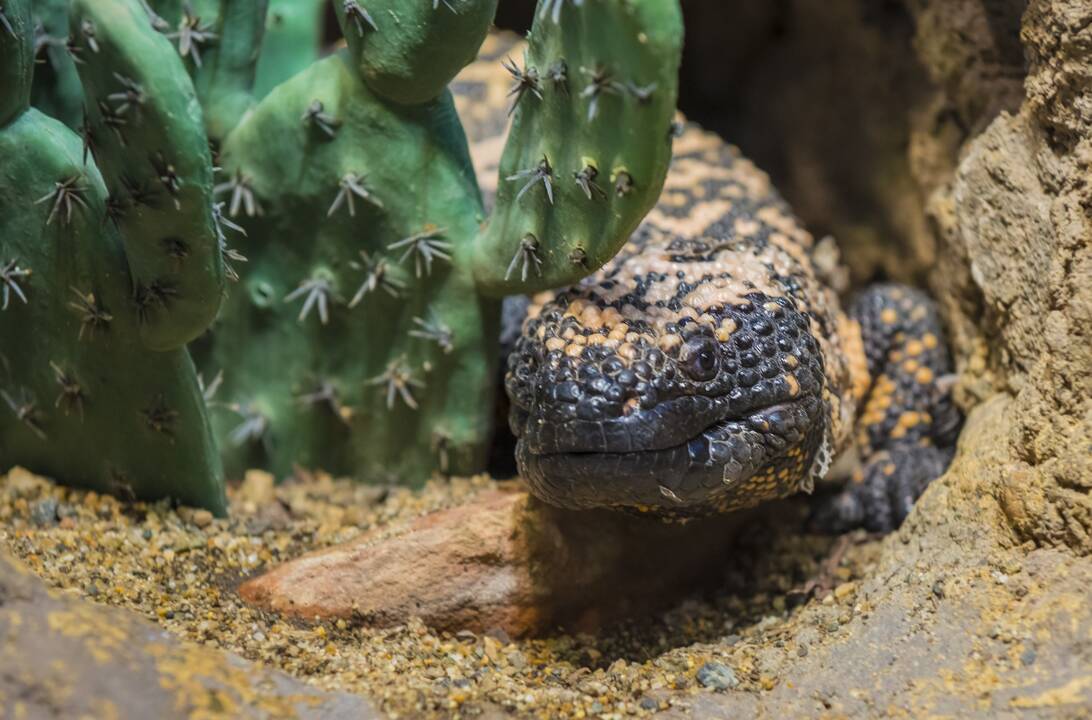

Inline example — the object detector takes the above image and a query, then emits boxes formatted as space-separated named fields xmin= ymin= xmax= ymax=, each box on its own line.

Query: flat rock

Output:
xmin=242 ymin=489 xmax=542 ymax=634
xmin=240 ymin=488 xmax=750 ymax=637
xmin=0 ymin=551 xmax=378 ymax=719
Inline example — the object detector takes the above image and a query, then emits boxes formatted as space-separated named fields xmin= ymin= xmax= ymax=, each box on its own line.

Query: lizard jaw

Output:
xmin=515 ymin=396 xmax=825 ymax=517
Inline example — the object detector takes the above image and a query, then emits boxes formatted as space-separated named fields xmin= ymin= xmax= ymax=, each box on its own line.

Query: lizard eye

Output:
xmin=680 ymin=336 xmax=720 ymax=381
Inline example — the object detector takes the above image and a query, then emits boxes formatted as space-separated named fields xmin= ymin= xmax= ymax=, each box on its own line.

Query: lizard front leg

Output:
xmin=816 ymin=284 xmax=961 ymax=532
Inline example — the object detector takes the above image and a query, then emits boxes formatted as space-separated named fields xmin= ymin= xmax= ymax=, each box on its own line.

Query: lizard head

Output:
xmin=505 ymin=242 xmax=832 ymax=518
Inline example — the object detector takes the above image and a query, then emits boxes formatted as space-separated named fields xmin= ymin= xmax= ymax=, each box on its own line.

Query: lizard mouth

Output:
xmin=513 ymin=394 xmax=733 ymax=456
xmin=513 ymin=398 xmax=821 ymax=515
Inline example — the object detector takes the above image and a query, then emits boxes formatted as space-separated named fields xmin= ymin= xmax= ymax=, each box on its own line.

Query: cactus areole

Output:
xmin=1 ymin=0 xmax=683 ymax=504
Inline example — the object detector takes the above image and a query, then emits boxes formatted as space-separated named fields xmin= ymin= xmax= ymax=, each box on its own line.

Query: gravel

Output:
xmin=0 ymin=467 xmax=878 ymax=718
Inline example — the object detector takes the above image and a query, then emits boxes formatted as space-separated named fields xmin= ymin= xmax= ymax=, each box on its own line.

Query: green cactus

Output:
xmin=3 ymin=0 xmax=683 ymax=496
xmin=253 ymin=0 xmax=326 ymax=100
xmin=27 ymin=0 xmax=85 ymax=129
xmin=143 ymin=0 xmax=269 ymax=143
xmin=0 ymin=0 xmax=228 ymax=514
xmin=1 ymin=0 xmax=34 ymax=126
xmin=197 ymin=0 xmax=683 ymax=483
xmin=472 ymin=0 xmax=681 ymax=295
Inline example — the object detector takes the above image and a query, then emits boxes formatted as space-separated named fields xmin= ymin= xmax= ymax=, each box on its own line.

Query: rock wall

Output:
xmin=0 ymin=548 xmax=378 ymax=719
xmin=926 ymin=0 xmax=1092 ymax=553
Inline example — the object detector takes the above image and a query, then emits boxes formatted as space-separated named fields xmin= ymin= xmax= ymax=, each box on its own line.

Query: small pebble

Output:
xmin=30 ymin=498 xmax=59 ymax=527
xmin=191 ymin=509 xmax=214 ymax=528
xmin=239 ymin=470 xmax=276 ymax=506
xmin=506 ymin=650 xmax=527 ymax=670
xmin=696 ymin=662 xmax=738 ymax=691
xmin=485 ymin=627 xmax=512 ymax=645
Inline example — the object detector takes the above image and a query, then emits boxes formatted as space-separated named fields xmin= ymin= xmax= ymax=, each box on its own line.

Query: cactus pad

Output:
xmin=0 ymin=0 xmax=227 ymax=513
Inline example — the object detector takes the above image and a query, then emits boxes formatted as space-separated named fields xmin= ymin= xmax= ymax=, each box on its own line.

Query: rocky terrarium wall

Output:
xmin=2 ymin=1 xmax=1090 ymax=717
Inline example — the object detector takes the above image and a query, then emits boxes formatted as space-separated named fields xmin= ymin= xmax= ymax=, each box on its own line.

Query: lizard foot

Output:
xmin=811 ymin=444 xmax=953 ymax=533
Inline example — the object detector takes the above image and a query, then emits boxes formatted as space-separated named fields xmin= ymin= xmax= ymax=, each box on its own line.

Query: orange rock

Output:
xmin=240 ymin=490 xmax=544 ymax=635
xmin=239 ymin=488 xmax=751 ymax=637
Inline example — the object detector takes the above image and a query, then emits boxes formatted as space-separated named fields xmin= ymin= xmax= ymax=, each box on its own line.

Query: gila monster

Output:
xmin=503 ymin=125 xmax=961 ymax=531
xmin=456 ymin=34 xmax=961 ymax=532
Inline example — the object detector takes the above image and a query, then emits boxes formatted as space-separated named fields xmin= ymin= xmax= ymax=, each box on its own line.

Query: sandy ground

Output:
xmin=1 ymin=465 xmax=880 ymax=718
xmin=3 ymin=424 xmax=1089 ymax=719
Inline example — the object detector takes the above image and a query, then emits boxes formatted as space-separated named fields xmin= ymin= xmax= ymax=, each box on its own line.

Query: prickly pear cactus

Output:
xmin=198 ymin=0 xmax=682 ymax=484
xmin=473 ymin=0 xmax=682 ymax=294
xmin=0 ymin=0 xmax=228 ymax=513
xmin=201 ymin=0 xmax=498 ymax=482
xmin=27 ymin=0 xmax=85 ymax=129
xmin=253 ymin=0 xmax=325 ymax=99
xmin=143 ymin=0 xmax=269 ymax=143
